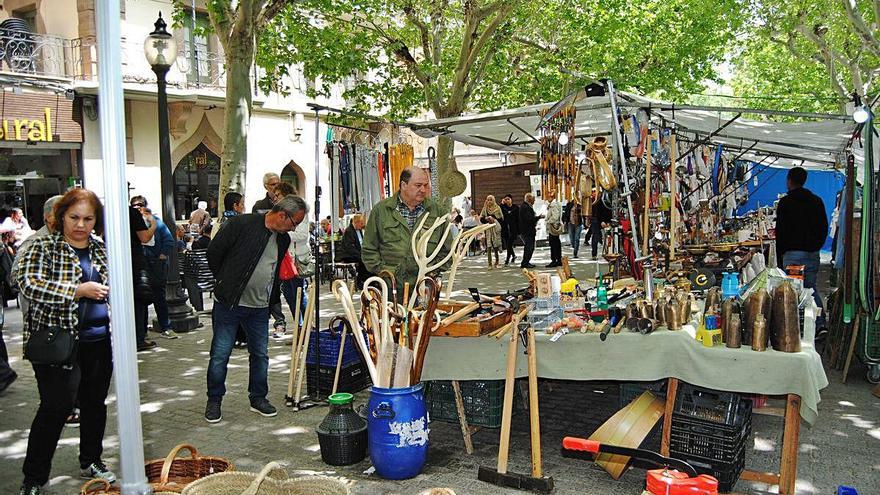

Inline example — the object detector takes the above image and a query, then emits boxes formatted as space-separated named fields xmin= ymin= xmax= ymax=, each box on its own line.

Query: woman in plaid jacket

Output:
xmin=14 ymin=189 xmax=115 ymax=495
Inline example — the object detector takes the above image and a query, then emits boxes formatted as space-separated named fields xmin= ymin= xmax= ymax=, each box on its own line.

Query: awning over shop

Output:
xmin=408 ymin=90 xmax=866 ymax=170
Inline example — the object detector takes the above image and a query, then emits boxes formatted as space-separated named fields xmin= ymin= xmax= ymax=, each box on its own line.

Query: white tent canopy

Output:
xmin=408 ymin=90 xmax=866 ymax=170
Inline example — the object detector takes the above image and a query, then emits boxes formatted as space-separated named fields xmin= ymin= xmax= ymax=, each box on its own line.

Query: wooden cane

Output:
xmin=496 ymin=313 xmax=521 ymax=475
xmin=292 ymin=284 xmax=316 ymax=404
xmin=527 ymin=324 xmax=543 ymax=478
xmin=285 ymin=286 xmax=303 ymax=399
xmin=290 ymin=286 xmax=313 ymax=401
xmin=331 ymin=321 xmax=348 ymax=395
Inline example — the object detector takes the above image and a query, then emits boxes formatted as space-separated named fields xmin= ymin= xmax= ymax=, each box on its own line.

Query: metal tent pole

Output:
xmin=95 ymin=1 xmax=150 ymax=493
xmin=605 ymin=79 xmax=642 ymax=261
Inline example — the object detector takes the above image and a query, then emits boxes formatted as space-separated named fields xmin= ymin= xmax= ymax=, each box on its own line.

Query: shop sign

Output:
xmin=0 ymin=107 xmax=54 ymax=142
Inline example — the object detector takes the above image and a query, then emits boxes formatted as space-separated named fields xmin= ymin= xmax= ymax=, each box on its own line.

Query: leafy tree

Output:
xmin=259 ymin=0 xmax=746 ymax=200
xmin=733 ymin=0 xmax=880 ymax=114
xmin=181 ymin=0 xmax=288 ymax=210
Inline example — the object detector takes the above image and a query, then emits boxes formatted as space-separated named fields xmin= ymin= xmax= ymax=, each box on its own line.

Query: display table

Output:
xmin=421 ymin=330 xmax=828 ymax=494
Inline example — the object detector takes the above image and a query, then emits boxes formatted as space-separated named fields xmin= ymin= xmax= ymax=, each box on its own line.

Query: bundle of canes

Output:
xmin=332 ymin=280 xmax=379 ymax=384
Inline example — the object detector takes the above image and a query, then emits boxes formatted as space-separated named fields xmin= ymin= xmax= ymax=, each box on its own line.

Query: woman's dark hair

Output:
xmin=274 ymin=181 xmax=296 ymax=197
xmin=223 ymin=192 xmax=243 ymax=211
xmin=54 ymin=188 xmax=104 ymax=236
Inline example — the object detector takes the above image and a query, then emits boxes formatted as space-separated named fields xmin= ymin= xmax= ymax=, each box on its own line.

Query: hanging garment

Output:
xmin=377 ymin=151 xmax=387 ymax=200
xmin=428 ymin=147 xmax=439 ymax=199
xmin=339 ymin=142 xmax=353 ymax=211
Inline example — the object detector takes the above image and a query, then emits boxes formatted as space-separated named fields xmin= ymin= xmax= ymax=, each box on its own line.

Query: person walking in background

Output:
xmin=585 ymin=193 xmax=612 ymax=259
xmin=518 ymin=193 xmax=542 ymax=269
xmin=0 ymin=207 xmax=35 ymax=249
xmin=130 ymin=196 xmax=178 ymax=341
xmin=337 ymin=213 xmax=369 ymax=288
xmin=127 ymin=198 xmax=157 ymax=351
xmin=14 ymin=189 xmax=115 ymax=494
xmin=567 ymin=198 xmax=584 ymax=258
xmin=480 ymin=195 xmax=504 ymax=269
xmin=219 ymin=191 xmax=245 ymax=231
xmin=204 ymin=196 xmax=307 ymax=423
xmin=500 ymin=194 xmax=519 ymax=266
xmin=545 ymin=190 xmax=564 ymax=268
xmin=775 ymin=166 xmax=829 ymax=332
xmin=252 ymin=172 xmax=281 ymax=213
xmin=188 ymin=201 xmax=211 ymax=234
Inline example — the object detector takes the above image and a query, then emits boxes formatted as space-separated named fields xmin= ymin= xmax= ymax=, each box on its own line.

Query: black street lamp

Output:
xmin=144 ymin=13 xmax=199 ymax=332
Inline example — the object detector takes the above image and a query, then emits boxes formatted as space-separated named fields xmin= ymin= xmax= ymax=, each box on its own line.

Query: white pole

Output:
xmin=95 ymin=1 xmax=152 ymax=493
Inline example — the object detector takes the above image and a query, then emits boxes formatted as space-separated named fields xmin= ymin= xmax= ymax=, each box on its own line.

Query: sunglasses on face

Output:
xmin=131 ymin=203 xmax=145 ymax=208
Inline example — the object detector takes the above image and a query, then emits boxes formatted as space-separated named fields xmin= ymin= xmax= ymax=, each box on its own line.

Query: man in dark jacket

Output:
xmin=585 ymin=194 xmax=612 ymax=259
xmin=500 ymin=194 xmax=519 ymax=266
xmin=518 ymin=193 xmax=543 ymax=268
xmin=204 ymin=196 xmax=307 ymax=423
xmin=336 ymin=213 xmax=370 ymax=288
xmin=251 ymin=172 xmax=281 ymax=213
xmin=775 ymin=167 xmax=828 ymax=329
xmin=130 ymin=196 xmax=178 ymax=340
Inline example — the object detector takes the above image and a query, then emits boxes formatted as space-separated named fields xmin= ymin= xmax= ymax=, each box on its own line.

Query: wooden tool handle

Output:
xmin=496 ymin=313 xmax=520 ymax=474
xmin=527 ymin=325 xmax=543 ymax=478
xmin=440 ymin=301 xmax=480 ymax=327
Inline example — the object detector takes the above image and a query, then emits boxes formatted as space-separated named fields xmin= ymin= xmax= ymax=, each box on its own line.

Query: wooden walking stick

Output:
xmin=330 ymin=317 xmax=350 ymax=395
xmin=285 ymin=286 xmax=304 ymax=406
xmin=291 ymin=284 xmax=316 ymax=406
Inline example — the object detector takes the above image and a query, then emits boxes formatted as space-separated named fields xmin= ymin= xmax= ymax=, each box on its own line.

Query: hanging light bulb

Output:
xmin=853 ymin=106 xmax=870 ymax=124
xmin=558 ymin=132 xmax=569 ymax=146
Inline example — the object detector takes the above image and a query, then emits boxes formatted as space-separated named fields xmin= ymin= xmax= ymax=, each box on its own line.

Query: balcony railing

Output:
xmin=0 ymin=30 xmax=227 ymax=90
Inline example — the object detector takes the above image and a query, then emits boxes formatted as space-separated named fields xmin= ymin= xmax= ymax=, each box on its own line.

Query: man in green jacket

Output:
xmin=362 ymin=166 xmax=450 ymax=296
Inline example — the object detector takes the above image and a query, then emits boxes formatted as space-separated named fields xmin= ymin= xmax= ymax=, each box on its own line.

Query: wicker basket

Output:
xmin=145 ymin=443 xmax=235 ymax=493
xmin=181 ymin=462 xmax=348 ymax=495
xmin=79 ymin=479 xmax=178 ymax=495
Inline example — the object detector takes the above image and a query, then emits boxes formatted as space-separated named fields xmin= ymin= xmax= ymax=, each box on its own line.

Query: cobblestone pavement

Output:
xmin=1 ymin=244 xmax=878 ymax=494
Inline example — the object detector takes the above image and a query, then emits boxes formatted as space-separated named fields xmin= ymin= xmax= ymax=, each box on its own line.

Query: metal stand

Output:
xmin=604 ymin=80 xmax=642 ymax=266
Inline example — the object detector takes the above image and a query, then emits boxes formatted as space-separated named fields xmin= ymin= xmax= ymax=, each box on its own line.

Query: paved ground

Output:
xmin=1 ymin=244 xmax=878 ymax=494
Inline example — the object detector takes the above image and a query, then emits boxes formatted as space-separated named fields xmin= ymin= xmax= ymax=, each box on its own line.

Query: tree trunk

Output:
xmin=434 ymin=106 xmax=464 ymax=206
xmin=217 ymin=35 xmax=254 ymax=213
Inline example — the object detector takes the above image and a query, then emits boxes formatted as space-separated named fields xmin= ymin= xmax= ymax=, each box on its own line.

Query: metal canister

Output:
xmin=771 ymin=281 xmax=801 ymax=353
xmin=665 ymin=302 xmax=681 ymax=330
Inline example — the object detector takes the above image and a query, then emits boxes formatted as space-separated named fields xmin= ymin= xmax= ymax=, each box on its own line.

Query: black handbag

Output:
xmin=25 ymin=302 xmax=85 ymax=367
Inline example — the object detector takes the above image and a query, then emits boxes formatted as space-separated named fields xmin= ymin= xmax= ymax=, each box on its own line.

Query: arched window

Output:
xmin=173 ymin=143 xmax=220 ymax=219
xmin=281 ymin=161 xmax=306 ymax=195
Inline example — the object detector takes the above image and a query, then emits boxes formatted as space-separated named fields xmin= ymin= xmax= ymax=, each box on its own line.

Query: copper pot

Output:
xmin=743 ymin=289 xmax=771 ymax=345
xmin=705 ymin=287 xmax=721 ymax=311
xmin=725 ymin=313 xmax=742 ymax=348
xmin=665 ymin=303 xmax=681 ymax=330
xmin=654 ymin=298 xmax=666 ymax=326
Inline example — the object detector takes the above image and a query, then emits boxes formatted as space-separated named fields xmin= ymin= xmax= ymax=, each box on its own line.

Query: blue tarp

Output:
xmin=735 ymin=164 xmax=845 ymax=252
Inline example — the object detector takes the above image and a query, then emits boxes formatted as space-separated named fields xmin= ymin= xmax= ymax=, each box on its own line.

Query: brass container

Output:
xmin=638 ymin=299 xmax=653 ymax=319
xmin=725 ymin=313 xmax=741 ymax=348
xmin=676 ymin=292 xmax=691 ymax=323
xmin=771 ymin=281 xmax=801 ymax=353
xmin=752 ymin=313 xmax=768 ymax=351
xmin=743 ymin=289 xmax=770 ymax=345
xmin=705 ymin=287 xmax=721 ymax=311
xmin=654 ymin=298 xmax=666 ymax=326
xmin=665 ymin=302 xmax=681 ymax=330
xmin=625 ymin=302 xmax=640 ymax=321
xmin=638 ymin=318 xmax=659 ymax=334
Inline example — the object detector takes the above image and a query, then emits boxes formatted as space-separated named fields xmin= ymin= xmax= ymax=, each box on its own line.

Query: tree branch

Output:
xmin=452 ymin=1 xmax=517 ymax=95
xmin=840 ymin=0 xmax=880 ymax=57
xmin=206 ymin=0 xmax=235 ymax=49
xmin=258 ymin=0 xmax=288 ymax=28
xmin=404 ymin=2 xmax=433 ymax=65
xmin=512 ymin=35 xmax=558 ymax=54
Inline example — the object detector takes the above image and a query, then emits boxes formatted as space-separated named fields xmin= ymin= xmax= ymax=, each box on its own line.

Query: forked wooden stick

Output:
xmin=444 ymin=223 xmax=493 ymax=299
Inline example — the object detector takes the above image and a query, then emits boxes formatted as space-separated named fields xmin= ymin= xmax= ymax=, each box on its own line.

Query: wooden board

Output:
xmin=436 ymin=302 xmax=512 ymax=337
xmin=469 ymin=161 xmax=536 ymax=212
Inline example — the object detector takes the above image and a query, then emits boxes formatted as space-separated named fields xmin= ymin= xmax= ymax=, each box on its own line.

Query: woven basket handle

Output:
xmin=242 ymin=461 xmax=288 ymax=495
xmin=159 ymin=443 xmax=200 ymax=485
xmin=80 ymin=478 xmax=112 ymax=494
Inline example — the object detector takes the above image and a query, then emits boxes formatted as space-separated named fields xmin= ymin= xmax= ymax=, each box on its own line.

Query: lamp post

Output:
xmin=144 ymin=13 xmax=199 ymax=332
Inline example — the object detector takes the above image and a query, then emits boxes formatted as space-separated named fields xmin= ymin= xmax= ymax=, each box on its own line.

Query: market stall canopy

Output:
xmin=408 ymin=90 xmax=868 ymax=170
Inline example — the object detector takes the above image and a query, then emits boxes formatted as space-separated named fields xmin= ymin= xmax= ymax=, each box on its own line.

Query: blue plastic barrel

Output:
xmin=367 ymin=383 xmax=429 ymax=480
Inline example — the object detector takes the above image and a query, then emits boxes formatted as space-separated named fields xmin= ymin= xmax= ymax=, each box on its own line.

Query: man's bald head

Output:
xmin=399 ymin=166 xmax=431 ymax=209
xmin=525 ymin=193 xmax=535 ymax=204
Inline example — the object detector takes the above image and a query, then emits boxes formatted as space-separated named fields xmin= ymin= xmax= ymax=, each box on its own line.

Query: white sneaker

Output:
xmin=81 ymin=462 xmax=116 ymax=483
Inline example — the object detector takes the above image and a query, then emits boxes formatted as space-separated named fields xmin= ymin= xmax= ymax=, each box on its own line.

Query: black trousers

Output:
xmin=549 ymin=234 xmax=562 ymax=263
xmin=503 ymin=230 xmax=518 ymax=262
xmin=584 ymin=218 xmax=602 ymax=257
xmin=0 ymin=323 xmax=15 ymax=382
xmin=23 ymin=337 xmax=113 ymax=486
xmin=520 ymin=233 xmax=536 ymax=267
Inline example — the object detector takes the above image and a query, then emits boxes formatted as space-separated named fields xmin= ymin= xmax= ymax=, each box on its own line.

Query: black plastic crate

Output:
xmin=670 ymin=444 xmax=746 ymax=493
xmin=425 ymin=380 xmax=514 ymax=428
xmin=619 ymin=380 xmax=667 ymax=408
xmin=305 ymin=329 xmax=365 ymax=368
xmin=674 ymin=383 xmax=743 ymax=426
xmin=670 ymin=400 xmax=752 ymax=462
xmin=306 ymin=359 xmax=372 ymax=397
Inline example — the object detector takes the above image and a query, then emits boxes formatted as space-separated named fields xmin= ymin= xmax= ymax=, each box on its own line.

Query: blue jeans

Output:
xmin=568 ymin=223 xmax=583 ymax=256
xmin=145 ymin=257 xmax=171 ymax=330
xmin=281 ymin=277 xmax=309 ymax=325
xmin=782 ymin=250 xmax=826 ymax=328
xmin=207 ymin=302 xmax=270 ymax=402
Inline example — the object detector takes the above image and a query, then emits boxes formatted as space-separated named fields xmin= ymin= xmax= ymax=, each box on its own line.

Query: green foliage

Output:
xmin=256 ymin=0 xmax=748 ymax=119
